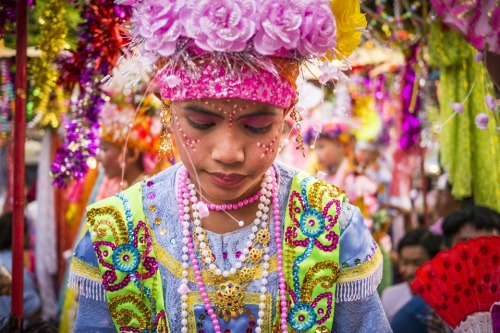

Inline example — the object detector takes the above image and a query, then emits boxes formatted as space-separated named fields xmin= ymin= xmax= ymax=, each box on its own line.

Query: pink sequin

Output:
xmin=158 ymin=62 xmax=296 ymax=108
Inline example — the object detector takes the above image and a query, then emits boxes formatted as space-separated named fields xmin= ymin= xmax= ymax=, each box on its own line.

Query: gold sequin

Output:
xmin=149 ymin=205 xmax=157 ymax=213
xmin=87 ymin=206 xmax=128 ymax=245
xmin=301 ymin=261 xmax=340 ymax=303
xmin=154 ymin=217 xmax=162 ymax=225
xmin=108 ymin=294 xmax=151 ymax=329
xmin=160 ymin=228 xmax=167 ymax=236
xmin=337 ymin=247 xmax=382 ymax=283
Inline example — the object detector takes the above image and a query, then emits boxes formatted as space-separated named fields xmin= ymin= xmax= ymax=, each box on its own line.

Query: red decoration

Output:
xmin=412 ymin=236 xmax=500 ymax=329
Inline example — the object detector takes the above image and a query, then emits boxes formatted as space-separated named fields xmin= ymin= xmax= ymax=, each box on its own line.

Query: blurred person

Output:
xmin=442 ymin=205 xmax=500 ymax=247
xmin=304 ymin=120 xmax=380 ymax=226
xmin=0 ymin=213 xmax=41 ymax=320
xmin=391 ymin=205 xmax=499 ymax=333
xmin=382 ymin=228 xmax=443 ymax=323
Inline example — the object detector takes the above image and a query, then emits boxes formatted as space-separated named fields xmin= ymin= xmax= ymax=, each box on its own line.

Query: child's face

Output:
xmin=171 ymin=98 xmax=284 ymax=203
xmin=97 ymin=140 xmax=123 ymax=179
xmin=315 ymin=137 xmax=345 ymax=168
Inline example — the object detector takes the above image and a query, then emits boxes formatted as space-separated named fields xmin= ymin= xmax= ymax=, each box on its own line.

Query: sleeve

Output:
xmin=334 ymin=203 xmax=391 ymax=332
xmin=333 ymin=293 xmax=392 ymax=333
xmin=70 ymin=230 xmax=115 ymax=332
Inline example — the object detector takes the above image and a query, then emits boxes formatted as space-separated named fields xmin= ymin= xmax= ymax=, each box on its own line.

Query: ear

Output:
xmin=125 ymin=147 xmax=141 ymax=165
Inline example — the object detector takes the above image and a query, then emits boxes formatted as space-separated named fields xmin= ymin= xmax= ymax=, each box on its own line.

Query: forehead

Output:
xmin=172 ymin=98 xmax=283 ymax=113
xmin=400 ymin=245 xmax=428 ymax=259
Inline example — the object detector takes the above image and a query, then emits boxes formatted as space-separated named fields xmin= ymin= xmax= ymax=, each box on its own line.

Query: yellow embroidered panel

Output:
xmin=70 ymin=257 xmax=101 ymax=282
xmin=337 ymin=247 xmax=382 ymax=283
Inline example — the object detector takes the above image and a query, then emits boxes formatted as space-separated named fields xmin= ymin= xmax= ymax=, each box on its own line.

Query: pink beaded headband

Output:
xmin=157 ymin=60 xmax=298 ymax=108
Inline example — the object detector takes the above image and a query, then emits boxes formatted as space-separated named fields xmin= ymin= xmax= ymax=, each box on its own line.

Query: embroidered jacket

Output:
xmin=70 ymin=163 xmax=390 ymax=332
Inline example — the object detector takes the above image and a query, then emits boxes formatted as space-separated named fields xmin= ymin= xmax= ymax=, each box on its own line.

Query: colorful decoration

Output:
xmin=428 ymin=20 xmax=500 ymax=209
xmin=0 ymin=0 xmax=16 ymax=38
xmin=430 ymin=0 xmax=500 ymax=54
xmin=412 ymin=236 xmax=500 ymax=331
xmin=0 ymin=59 xmax=13 ymax=147
xmin=30 ymin=0 xmax=68 ymax=129
xmin=51 ymin=0 xmax=130 ymax=187
xmin=399 ymin=46 xmax=421 ymax=149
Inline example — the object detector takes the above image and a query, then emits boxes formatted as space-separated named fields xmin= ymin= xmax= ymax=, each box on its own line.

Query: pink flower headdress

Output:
xmin=116 ymin=0 xmax=367 ymax=107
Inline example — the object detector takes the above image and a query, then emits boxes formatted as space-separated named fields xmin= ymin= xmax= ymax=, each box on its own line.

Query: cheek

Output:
xmin=172 ymin=114 xmax=201 ymax=152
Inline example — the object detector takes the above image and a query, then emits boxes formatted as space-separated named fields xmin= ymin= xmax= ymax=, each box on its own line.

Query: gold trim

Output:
xmin=70 ymin=257 xmax=101 ymax=282
xmin=186 ymin=291 xmax=271 ymax=332
xmin=337 ymin=247 xmax=382 ymax=283
xmin=152 ymin=233 xmax=278 ymax=285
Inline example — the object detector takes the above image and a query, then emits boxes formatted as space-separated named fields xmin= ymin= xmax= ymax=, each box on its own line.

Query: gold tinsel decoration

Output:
xmin=30 ymin=0 xmax=68 ymax=129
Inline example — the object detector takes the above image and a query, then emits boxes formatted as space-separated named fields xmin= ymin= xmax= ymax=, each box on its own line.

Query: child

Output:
xmin=71 ymin=1 xmax=391 ymax=332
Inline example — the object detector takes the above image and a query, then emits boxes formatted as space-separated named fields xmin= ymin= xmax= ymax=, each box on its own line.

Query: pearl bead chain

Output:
xmin=188 ymin=170 xmax=273 ymax=277
xmin=176 ymin=167 xmax=287 ymax=333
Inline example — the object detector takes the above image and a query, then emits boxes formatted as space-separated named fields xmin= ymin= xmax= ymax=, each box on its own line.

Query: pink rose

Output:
xmin=297 ymin=0 xmax=337 ymax=56
xmin=180 ymin=0 xmax=256 ymax=52
xmin=253 ymin=0 xmax=304 ymax=55
xmin=131 ymin=0 xmax=185 ymax=57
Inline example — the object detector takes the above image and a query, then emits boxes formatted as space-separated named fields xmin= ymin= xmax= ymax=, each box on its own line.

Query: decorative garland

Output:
xmin=0 ymin=0 xmax=16 ymax=38
xmin=0 ymin=59 xmax=13 ymax=147
xmin=51 ymin=0 xmax=130 ymax=187
xmin=30 ymin=0 xmax=68 ymax=129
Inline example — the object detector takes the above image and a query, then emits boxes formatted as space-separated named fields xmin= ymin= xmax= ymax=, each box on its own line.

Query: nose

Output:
xmin=211 ymin=130 xmax=245 ymax=165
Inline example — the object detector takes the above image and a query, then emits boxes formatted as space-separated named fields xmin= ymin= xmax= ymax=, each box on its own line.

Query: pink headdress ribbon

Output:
xmin=157 ymin=61 xmax=297 ymax=109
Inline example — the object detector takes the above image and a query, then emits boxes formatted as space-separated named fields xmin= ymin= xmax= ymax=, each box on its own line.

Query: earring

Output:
xmin=159 ymin=103 xmax=174 ymax=160
xmin=290 ymin=107 xmax=305 ymax=157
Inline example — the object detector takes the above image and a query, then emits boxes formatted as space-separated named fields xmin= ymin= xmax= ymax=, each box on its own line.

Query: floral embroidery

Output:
xmin=281 ymin=173 xmax=344 ymax=331
xmin=87 ymin=184 xmax=169 ymax=332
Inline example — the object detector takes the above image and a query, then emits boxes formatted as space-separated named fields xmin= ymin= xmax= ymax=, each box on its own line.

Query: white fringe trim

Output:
xmin=68 ymin=271 xmax=106 ymax=301
xmin=335 ymin=262 xmax=383 ymax=303
xmin=455 ymin=312 xmax=492 ymax=333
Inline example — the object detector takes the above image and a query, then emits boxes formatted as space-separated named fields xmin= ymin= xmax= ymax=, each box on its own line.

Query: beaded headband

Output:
xmin=117 ymin=0 xmax=367 ymax=105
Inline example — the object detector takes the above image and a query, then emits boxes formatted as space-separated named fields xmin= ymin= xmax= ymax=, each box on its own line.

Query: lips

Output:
xmin=208 ymin=172 xmax=246 ymax=187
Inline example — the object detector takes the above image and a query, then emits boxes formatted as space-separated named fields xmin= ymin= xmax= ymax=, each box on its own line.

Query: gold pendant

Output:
xmin=214 ymin=282 xmax=245 ymax=321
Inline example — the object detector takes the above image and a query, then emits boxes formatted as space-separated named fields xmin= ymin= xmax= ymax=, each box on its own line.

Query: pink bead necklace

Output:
xmin=203 ymin=190 xmax=261 ymax=211
xmin=176 ymin=166 xmax=288 ymax=333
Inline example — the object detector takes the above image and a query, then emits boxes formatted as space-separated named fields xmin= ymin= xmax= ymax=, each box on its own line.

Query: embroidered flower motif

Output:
xmin=297 ymin=0 xmax=337 ymax=56
xmin=131 ymin=0 xmax=184 ymax=57
xmin=112 ymin=244 xmax=140 ymax=273
xmin=300 ymin=209 xmax=325 ymax=238
xmin=288 ymin=302 xmax=317 ymax=331
xmin=180 ymin=0 xmax=256 ymax=52
xmin=253 ymin=0 xmax=304 ymax=55
xmin=328 ymin=0 xmax=366 ymax=59
xmin=93 ymin=220 xmax=158 ymax=291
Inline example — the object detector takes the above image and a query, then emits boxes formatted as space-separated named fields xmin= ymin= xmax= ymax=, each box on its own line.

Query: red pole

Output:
xmin=12 ymin=0 xmax=28 ymax=325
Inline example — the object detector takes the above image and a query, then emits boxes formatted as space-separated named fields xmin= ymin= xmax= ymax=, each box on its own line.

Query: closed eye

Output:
xmin=187 ymin=119 xmax=215 ymax=130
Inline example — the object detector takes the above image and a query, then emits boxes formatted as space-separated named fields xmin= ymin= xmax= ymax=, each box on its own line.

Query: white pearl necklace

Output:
xmin=177 ymin=167 xmax=276 ymax=333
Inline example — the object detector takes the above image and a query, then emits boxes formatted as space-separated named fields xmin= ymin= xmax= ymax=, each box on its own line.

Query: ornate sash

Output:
xmin=88 ymin=171 xmax=345 ymax=332
xmin=278 ymin=171 xmax=345 ymax=332
xmin=87 ymin=183 xmax=169 ymax=332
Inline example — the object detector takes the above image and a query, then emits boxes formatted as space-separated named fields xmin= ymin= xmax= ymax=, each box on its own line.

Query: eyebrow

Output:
xmin=183 ymin=104 xmax=279 ymax=120
xmin=182 ymin=105 xmax=225 ymax=119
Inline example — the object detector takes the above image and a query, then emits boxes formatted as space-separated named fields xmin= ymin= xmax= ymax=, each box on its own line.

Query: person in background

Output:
xmin=304 ymin=120 xmax=380 ymax=226
xmin=0 ymin=212 xmax=41 ymax=320
xmin=391 ymin=205 xmax=500 ymax=333
xmin=382 ymin=228 xmax=443 ymax=323
xmin=442 ymin=205 xmax=500 ymax=247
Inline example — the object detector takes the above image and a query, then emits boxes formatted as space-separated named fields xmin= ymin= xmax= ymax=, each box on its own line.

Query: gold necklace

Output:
xmin=193 ymin=226 xmax=271 ymax=321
